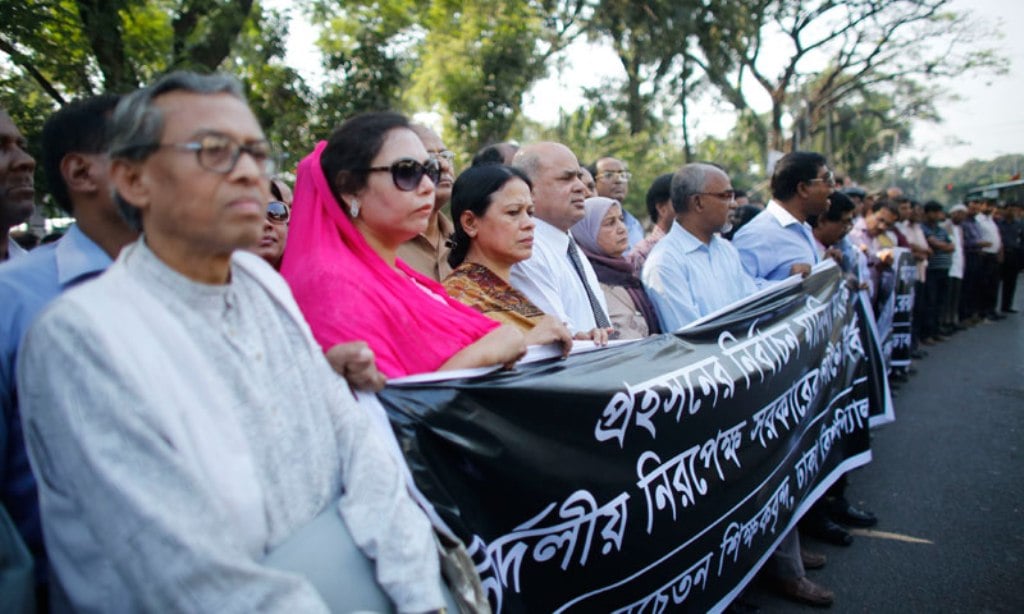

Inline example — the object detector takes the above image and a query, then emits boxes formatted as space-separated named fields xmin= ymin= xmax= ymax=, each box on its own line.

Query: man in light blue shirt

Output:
xmin=643 ymin=161 xmax=835 ymax=606
xmin=642 ymin=163 xmax=755 ymax=331
xmin=0 ymin=94 xmax=137 ymax=594
xmin=732 ymin=151 xmax=834 ymax=285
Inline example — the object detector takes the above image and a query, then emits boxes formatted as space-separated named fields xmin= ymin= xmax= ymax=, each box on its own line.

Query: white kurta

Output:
xmin=16 ymin=240 xmax=443 ymax=613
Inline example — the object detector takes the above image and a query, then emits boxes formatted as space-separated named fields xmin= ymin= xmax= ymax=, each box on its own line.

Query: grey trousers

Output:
xmin=766 ymin=529 xmax=805 ymax=581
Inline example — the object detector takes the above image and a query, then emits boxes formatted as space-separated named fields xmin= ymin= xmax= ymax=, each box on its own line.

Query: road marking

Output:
xmin=848 ymin=528 xmax=933 ymax=544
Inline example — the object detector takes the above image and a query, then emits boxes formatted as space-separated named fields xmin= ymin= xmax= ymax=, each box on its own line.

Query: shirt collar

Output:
xmin=534 ymin=217 xmax=570 ymax=251
xmin=6 ymin=239 xmax=29 ymax=260
xmin=55 ymin=224 xmax=114 ymax=287
xmin=668 ymin=220 xmax=710 ymax=254
xmin=766 ymin=200 xmax=803 ymax=228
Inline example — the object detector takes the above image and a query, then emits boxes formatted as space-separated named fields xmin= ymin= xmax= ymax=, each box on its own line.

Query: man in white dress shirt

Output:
xmin=510 ymin=142 xmax=611 ymax=333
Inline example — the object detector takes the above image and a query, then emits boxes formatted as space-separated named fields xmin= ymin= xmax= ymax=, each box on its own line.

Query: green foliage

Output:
xmin=0 ymin=1 xmax=314 ymax=174
xmin=793 ymin=73 xmax=938 ymax=181
xmin=585 ymin=0 xmax=705 ymax=137
xmin=686 ymin=0 xmax=1007 ymax=168
xmin=694 ymin=133 xmax=766 ymax=199
xmin=1 ymin=0 xmax=264 ymax=98
xmin=889 ymin=155 xmax=1024 ymax=205
xmin=530 ymin=103 xmax=686 ymax=221
xmin=310 ymin=0 xmax=422 ymax=132
xmin=413 ymin=0 xmax=552 ymax=153
xmin=226 ymin=5 xmax=315 ymax=172
xmin=0 ymin=0 xmax=1015 ymax=221
xmin=308 ymin=0 xmax=588 ymax=155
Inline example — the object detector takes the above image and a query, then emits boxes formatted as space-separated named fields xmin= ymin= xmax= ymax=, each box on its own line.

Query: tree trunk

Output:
xmin=77 ymin=0 xmax=138 ymax=92
xmin=680 ymin=86 xmax=692 ymax=163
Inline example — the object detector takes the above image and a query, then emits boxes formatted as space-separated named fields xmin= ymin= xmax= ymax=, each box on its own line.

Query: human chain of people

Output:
xmin=0 ymin=68 xmax=1020 ymax=612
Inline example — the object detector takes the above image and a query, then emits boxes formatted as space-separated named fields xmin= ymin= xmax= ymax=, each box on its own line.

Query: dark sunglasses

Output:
xmin=267 ymin=200 xmax=290 ymax=223
xmin=359 ymin=158 xmax=441 ymax=191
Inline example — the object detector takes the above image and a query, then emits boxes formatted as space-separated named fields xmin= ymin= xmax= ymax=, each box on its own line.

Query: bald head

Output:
xmin=513 ymin=142 xmax=587 ymax=231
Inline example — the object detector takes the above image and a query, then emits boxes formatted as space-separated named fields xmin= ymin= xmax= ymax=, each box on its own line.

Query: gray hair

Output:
xmin=109 ymin=71 xmax=246 ymax=230
xmin=670 ymin=163 xmax=719 ymax=214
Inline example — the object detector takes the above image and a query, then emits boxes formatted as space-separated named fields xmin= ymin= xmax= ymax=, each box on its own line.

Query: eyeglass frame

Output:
xmin=597 ymin=170 xmax=633 ymax=182
xmin=805 ymin=172 xmax=836 ymax=188
xmin=357 ymin=157 xmax=442 ymax=192
xmin=426 ymin=149 xmax=455 ymax=164
xmin=114 ymin=131 xmax=277 ymax=176
xmin=694 ymin=190 xmax=737 ymax=202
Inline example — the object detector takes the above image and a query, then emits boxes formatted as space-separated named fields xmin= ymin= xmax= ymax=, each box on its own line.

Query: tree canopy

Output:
xmin=0 ymin=0 xmax=1012 ymax=214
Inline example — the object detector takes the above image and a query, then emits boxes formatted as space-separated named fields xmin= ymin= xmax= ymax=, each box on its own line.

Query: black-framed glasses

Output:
xmin=598 ymin=170 xmax=632 ymax=181
xmin=359 ymin=158 xmax=441 ymax=191
xmin=807 ymin=172 xmax=836 ymax=188
xmin=696 ymin=190 xmax=737 ymax=202
xmin=267 ymin=200 xmax=290 ymax=223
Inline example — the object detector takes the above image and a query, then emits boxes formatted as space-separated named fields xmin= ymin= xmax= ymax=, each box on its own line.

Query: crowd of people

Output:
xmin=0 ymin=71 xmax=1021 ymax=612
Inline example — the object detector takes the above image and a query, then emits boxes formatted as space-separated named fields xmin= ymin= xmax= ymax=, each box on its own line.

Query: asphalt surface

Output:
xmin=745 ymin=291 xmax=1024 ymax=613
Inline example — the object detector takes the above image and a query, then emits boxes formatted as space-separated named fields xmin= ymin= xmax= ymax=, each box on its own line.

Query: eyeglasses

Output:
xmin=267 ymin=200 xmax=290 ymax=223
xmin=806 ymin=173 xmax=836 ymax=188
xmin=696 ymin=190 xmax=737 ymax=202
xmin=359 ymin=158 xmax=441 ymax=191
xmin=142 ymin=132 xmax=276 ymax=176
xmin=598 ymin=170 xmax=632 ymax=181
xmin=428 ymin=150 xmax=455 ymax=164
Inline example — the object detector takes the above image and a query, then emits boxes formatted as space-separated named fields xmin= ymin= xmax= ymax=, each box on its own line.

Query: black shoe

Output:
xmin=725 ymin=595 xmax=760 ymax=614
xmin=1003 ymin=308 xmax=1019 ymax=314
xmin=802 ymin=516 xmax=853 ymax=546
xmin=831 ymin=501 xmax=878 ymax=528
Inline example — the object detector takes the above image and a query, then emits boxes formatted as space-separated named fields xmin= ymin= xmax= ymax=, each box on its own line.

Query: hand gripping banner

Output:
xmin=378 ymin=264 xmax=884 ymax=613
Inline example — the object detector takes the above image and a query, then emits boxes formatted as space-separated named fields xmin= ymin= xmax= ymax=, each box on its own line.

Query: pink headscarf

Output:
xmin=281 ymin=141 xmax=499 ymax=377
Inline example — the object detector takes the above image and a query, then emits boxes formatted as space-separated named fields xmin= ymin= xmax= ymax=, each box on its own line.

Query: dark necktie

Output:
xmin=566 ymin=239 xmax=612 ymax=328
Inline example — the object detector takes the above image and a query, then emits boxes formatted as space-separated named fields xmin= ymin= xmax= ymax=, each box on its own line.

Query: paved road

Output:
xmin=746 ymin=295 xmax=1024 ymax=613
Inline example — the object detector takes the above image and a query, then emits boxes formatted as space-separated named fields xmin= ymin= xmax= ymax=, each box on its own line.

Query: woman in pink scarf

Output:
xmin=281 ymin=112 xmax=525 ymax=378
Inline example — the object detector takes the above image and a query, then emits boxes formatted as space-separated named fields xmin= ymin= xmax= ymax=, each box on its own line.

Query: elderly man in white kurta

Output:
xmin=16 ymin=72 xmax=445 ymax=613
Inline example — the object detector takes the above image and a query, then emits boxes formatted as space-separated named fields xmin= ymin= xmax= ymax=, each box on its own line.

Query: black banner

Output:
xmin=380 ymin=265 xmax=879 ymax=612
xmin=876 ymin=247 xmax=915 ymax=368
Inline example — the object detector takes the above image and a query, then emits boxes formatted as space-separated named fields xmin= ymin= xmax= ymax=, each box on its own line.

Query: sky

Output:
xmin=274 ymin=0 xmax=1023 ymax=169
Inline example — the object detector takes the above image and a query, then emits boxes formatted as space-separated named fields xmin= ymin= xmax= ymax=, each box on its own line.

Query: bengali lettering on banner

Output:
xmin=379 ymin=265 xmax=883 ymax=613
xmin=875 ymin=247 xmax=915 ymax=368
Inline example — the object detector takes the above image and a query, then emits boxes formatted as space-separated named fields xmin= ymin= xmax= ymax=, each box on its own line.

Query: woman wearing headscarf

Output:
xmin=281 ymin=112 xmax=526 ymax=378
xmin=571 ymin=197 xmax=662 ymax=340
